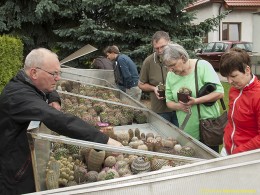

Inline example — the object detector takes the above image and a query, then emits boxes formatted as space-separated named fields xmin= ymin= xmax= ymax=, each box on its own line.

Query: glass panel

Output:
xmin=229 ymin=24 xmax=239 ymax=41
xmin=203 ymin=42 xmax=215 ymax=52
xmin=214 ymin=42 xmax=225 ymax=52
xmin=222 ymin=24 xmax=228 ymax=40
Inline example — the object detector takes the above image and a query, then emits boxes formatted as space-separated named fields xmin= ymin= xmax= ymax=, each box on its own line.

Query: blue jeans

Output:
xmin=158 ymin=111 xmax=179 ymax=127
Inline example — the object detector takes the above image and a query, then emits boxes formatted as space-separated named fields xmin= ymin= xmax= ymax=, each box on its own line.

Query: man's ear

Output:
xmin=29 ymin=68 xmax=38 ymax=80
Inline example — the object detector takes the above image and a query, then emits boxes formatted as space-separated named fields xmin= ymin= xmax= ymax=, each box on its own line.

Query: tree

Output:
xmin=0 ymin=0 xmax=228 ymax=67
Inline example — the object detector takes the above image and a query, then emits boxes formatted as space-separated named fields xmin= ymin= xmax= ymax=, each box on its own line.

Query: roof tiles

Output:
xmin=225 ymin=0 xmax=260 ymax=6
xmin=185 ymin=0 xmax=260 ymax=10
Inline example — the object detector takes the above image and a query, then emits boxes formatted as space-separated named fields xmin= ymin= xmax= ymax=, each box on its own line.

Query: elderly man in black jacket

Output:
xmin=0 ymin=48 xmax=122 ymax=194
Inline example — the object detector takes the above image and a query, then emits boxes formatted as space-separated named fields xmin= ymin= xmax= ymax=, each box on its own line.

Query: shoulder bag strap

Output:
xmin=194 ymin=60 xmax=201 ymax=119
xmin=157 ymin=54 xmax=165 ymax=85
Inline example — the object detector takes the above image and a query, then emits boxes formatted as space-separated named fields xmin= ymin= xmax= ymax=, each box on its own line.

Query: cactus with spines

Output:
xmin=178 ymin=87 xmax=192 ymax=95
xmin=145 ymin=138 xmax=155 ymax=151
xmin=52 ymin=142 xmax=64 ymax=151
xmin=116 ymin=132 xmax=130 ymax=145
xmin=179 ymin=146 xmax=195 ymax=157
xmin=114 ymin=160 xmax=128 ymax=170
xmin=66 ymin=180 xmax=77 ymax=187
xmin=146 ymin=132 xmax=154 ymax=139
xmin=46 ymin=170 xmax=59 ymax=190
xmin=137 ymin=144 xmax=148 ymax=151
xmin=92 ymin=102 xmax=107 ymax=114
xmin=128 ymin=129 xmax=134 ymax=141
xmin=65 ymin=144 xmax=80 ymax=155
xmin=134 ymin=128 xmax=141 ymax=139
xmin=153 ymin=139 xmax=163 ymax=152
xmin=161 ymin=139 xmax=175 ymax=148
xmin=97 ymin=170 xmax=107 ymax=181
xmin=79 ymin=147 xmax=90 ymax=163
xmin=155 ymin=135 xmax=162 ymax=141
xmin=158 ymin=146 xmax=175 ymax=155
xmin=105 ymin=169 xmax=119 ymax=180
xmin=174 ymin=144 xmax=182 ymax=153
xmin=118 ymin=167 xmax=132 ymax=177
xmin=86 ymin=171 xmax=99 ymax=182
xmin=133 ymin=110 xmax=147 ymax=124
xmin=53 ymin=147 xmax=69 ymax=160
xmin=140 ymin=133 xmax=146 ymax=142
xmin=131 ymin=156 xmax=151 ymax=174
xmin=151 ymin=158 xmax=169 ymax=171
xmin=128 ymin=155 xmax=138 ymax=164
xmin=74 ymin=166 xmax=88 ymax=184
xmin=87 ymin=149 xmax=106 ymax=172
xmin=107 ymin=116 xmax=120 ymax=126
xmin=118 ymin=114 xmax=130 ymax=125
xmin=104 ymin=156 xmax=117 ymax=168
xmin=48 ymin=157 xmax=61 ymax=178
xmin=59 ymin=157 xmax=75 ymax=186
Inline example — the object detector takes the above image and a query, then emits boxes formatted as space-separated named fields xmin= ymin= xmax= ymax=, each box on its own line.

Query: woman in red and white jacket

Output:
xmin=219 ymin=48 xmax=260 ymax=155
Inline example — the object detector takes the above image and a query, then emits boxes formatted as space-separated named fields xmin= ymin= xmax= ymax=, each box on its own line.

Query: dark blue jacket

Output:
xmin=114 ymin=54 xmax=139 ymax=89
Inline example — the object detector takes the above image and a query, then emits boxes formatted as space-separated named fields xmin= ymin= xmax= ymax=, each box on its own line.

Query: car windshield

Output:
xmin=232 ymin=43 xmax=252 ymax=52
xmin=202 ymin=42 xmax=229 ymax=52
xmin=202 ymin=42 xmax=214 ymax=52
xmin=213 ymin=42 xmax=228 ymax=52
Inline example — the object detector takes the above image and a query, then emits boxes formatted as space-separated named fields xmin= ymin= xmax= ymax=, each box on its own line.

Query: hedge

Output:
xmin=0 ymin=35 xmax=23 ymax=92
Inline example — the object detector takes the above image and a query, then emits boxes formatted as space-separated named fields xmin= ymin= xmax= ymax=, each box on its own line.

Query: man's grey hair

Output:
xmin=162 ymin=43 xmax=189 ymax=63
xmin=24 ymin=48 xmax=58 ymax=69
xmin=151 ymin=31 xmax=170 ymax=43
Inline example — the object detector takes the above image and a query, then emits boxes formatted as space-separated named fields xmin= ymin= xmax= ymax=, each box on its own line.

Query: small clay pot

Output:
xmin=158 ymin=90 xmax=165 ymax=98
xmin=177 ymin=92 xmax=191 ymax=103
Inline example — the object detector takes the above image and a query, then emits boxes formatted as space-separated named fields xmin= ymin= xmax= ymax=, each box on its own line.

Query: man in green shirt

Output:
xmin=138 ymin=31 xmax=178 ymax=126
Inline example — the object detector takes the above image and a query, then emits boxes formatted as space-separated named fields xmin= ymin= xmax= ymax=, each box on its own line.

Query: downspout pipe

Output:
xmin=218 ymin=2 xmax=223 ymax=41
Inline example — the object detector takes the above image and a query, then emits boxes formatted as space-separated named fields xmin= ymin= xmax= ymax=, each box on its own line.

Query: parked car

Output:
xmin=196 ymin=41 xmax=253 ymax=69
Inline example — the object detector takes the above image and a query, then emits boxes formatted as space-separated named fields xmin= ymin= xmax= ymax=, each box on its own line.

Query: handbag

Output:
xmin=195 ymin=60 xmax=228 ymax=146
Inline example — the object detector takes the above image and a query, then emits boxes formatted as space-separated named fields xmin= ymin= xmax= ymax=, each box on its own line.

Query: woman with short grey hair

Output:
xmin=162 ymin=43 xmax=224 ymax=152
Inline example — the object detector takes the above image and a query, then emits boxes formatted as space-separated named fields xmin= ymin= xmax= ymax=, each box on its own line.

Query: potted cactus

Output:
xmin=177 ymin=87 xmax=192 ymax=103
xmin=157 ymin=82 xmax=166 ymax=98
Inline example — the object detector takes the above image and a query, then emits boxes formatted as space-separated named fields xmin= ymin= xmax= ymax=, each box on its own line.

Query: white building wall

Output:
xmin=222 ymin=10 xmax=253 ymax=42
xmin=252 ymin=14 xmax=260 ymax=54
xmin=190 ymin=3 xmax=254 ymax=43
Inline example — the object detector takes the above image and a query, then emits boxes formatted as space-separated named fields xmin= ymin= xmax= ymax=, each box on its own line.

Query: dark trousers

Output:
xmin=158 ymin=111 xmax=179 ymax=127
xmin=208 ymin=145 xmax=219 ymax=153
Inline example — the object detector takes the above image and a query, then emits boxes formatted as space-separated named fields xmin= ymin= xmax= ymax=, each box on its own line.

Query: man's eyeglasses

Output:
xmin=154 ymin=45 xmax=166 ymax=52
xmin=35 ymin=67 xmax=61 ymax=78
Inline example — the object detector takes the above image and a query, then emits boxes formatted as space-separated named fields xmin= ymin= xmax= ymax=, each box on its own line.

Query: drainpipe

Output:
xmin=218 ymin=2 xmax=223 ymax=41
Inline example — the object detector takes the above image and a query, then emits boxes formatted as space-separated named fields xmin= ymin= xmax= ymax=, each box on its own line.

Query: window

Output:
xmin=203 ymin=42 xmax=214 ymax=52
xmin=222 ymin=23 xmax=241 ymax=41
xmin=214 ymin=42 xmax=225 ymax=52
xmin=232 ymin=43 xmax=253 ymax=52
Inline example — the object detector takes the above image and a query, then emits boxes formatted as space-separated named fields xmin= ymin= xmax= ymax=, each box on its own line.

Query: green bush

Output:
xmin=0 ymin=35 xmax=23 ymax=92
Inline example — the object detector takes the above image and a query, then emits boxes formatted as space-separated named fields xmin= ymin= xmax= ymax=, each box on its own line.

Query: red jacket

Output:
xmin=224 ymin=76 xmax=260 ymax=154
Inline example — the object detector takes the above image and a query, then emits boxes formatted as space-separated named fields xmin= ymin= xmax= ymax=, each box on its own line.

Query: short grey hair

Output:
xmin=151 ymin=31 xmax=170 ymax=43
xmin=162 ymin=43 xmax=189 ymax=63
xmin=24 ymin=48 xmax=58 ymax=69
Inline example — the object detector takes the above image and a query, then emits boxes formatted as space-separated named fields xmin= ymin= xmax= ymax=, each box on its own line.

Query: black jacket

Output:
xmin=0 ymin=70 xmax=109 ymax=194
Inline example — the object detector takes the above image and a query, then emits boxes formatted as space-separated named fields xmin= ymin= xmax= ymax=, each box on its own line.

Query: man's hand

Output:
xmin=154 ymin=86 xmax=165 ymax=100
xmin=107 ymin=138 xmax=123 ymax=147
xmin=49 ymin=101 xmax=61 ymax=111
